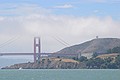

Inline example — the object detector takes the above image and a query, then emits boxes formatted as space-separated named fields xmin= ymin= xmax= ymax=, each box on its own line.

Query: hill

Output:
xmin=57 ymin=38 xmax=120 ymax=54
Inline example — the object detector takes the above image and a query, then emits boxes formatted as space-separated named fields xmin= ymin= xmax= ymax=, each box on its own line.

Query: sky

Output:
xmin=0 ymin=0 xmax=120 ymax=54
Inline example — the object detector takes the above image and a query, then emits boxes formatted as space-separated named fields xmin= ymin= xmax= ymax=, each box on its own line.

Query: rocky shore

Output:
xmin=2 ymin=58 xmax=85 ymax=69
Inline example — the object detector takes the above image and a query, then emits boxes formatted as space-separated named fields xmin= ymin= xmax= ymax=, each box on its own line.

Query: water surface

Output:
xmin=0 ymin=69 xmax=119 ymax=80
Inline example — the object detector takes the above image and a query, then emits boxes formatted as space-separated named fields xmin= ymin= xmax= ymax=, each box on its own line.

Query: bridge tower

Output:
xmin=34 ymin=37 xmax=41 ymax=63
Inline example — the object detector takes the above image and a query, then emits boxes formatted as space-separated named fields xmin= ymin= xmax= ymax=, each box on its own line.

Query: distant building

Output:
xmin=96 ymin=36 xmax=99 ymax=39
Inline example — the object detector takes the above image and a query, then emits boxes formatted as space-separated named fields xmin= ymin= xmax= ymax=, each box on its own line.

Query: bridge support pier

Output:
xmin=34 ymin=37 xmax=41 ymax=63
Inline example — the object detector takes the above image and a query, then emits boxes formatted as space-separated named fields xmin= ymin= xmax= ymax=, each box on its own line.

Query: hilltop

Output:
xmin=57 ymin=38 xmax=120 ymax=54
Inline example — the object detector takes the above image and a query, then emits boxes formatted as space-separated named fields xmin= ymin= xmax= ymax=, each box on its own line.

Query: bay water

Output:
xmin=0 ymin=69 xmax=120 ymax=80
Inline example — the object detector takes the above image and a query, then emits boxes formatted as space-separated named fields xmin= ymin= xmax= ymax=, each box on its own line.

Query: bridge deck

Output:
xmin=0 ymin=53 xmax=50 ymax=56
xmin=0 ymin=53 xmax=78 ymax=56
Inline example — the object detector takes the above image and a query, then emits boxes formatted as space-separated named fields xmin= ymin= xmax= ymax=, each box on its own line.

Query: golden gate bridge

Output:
xmin=0 ymin=37 xmax=79 ymax=63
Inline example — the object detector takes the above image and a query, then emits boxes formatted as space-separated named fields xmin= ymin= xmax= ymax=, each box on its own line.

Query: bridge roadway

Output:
xmin=0 ymin=53 xmax=78 ymax=56
xmin=0 ymin=53 xmax=50 ymax=56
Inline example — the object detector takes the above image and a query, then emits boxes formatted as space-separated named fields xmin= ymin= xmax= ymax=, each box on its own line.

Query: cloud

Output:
xmin=93 ymin=10 xmax=104 ymax=14
xmin=90 ymin=0 xmax=120 ymax=3
xmin=0 ymin=4 xmax=120 ymax=53
xmin=89 ymin=0 xmax=106 ymax=3
xmin=0 ymin=3 xmax=51 ymax=16
xmin=69 ymin=0 xmax=120 ymax=4
xmin=53 ymin=4 xmax=73 ymax=9
xmin=93 ymin=10 xmax=99 ymax=13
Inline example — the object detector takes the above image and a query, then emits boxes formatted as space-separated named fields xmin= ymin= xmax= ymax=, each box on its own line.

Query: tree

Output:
xmin=72 ymin=57 xmax=78 ymax=60
xmin=112 ymin=47 xmax=120 ymax=53
xmin=92 ymin=52 xmax=98 ymax=58
xmin=86 ymin=58 xmax=105 ymax=69
xmin=104 ymin=57 xmax=113 ymax=63
xmin=79 ymin=56 xmax=88 ymax=62
xmin=57 ymin=56 xmax=60 ymax=58
xmin=107 ymin=63 xmax=118 ymax=69
xmin=107 ymin=49 xmax=112 ymax=54
xmin=107 ymin=46 xmax=120 ymax=53
xmin=115 ymin=55 xmax=120 ymax=68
